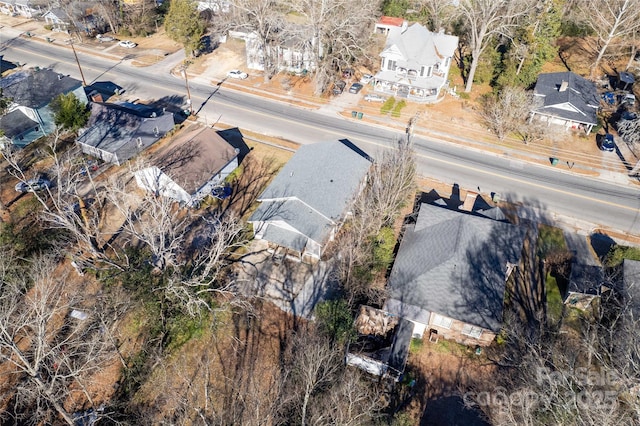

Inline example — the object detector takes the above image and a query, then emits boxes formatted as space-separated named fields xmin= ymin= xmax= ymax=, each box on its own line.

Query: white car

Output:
xmin=118 ymin=40 xmax=137 ymax=48
xmin=360 ymin=74 xmax=374 ymax=84
xmin=227 ymin=69 xmax=248 ymax=80
xmin=96 ymin=34 xmax=115 ymax=42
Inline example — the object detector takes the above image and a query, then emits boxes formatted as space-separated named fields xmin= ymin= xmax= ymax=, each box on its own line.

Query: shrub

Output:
xmin=314 ymin=299 xmax=355 ymax=345
xmin=605 ymin=245 xmax=640 ymax=267
xmin=44 ymin=24 xmax=53 ymax=31
xmin=372 ymin=226 xmax=396 ymax=271
xmin=391 ymin=99 xmax=406 ymax=117
xmin=381 ymin=96 xmax=396 ymax=114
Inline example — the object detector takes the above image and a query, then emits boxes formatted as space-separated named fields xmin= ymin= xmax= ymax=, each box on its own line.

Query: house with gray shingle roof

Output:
xmin=248 ymin=139 xmax=371 ymax=262
xmin=0 ymin=68 xmax=87 ymax=147
xmin=530 ymin=72 xmax=599 ymax=133
xmin=76 ymin=102 xmax=174 ymax=166
xmin=384 ymin=202 xmax=527 ymax=346
xmin=373 ymin=23 xmax=458 ymax=103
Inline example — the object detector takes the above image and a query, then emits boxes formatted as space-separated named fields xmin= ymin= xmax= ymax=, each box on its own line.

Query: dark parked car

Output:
xmin=597 ymin=133 xmax=615 ymax=152
xmin=15 ymin=177 xmax=51 ymax=193
xmin=348 ymin=83 xmax=363 ymax=94
xmin=332 ymin=80 xmax=346 ymax=95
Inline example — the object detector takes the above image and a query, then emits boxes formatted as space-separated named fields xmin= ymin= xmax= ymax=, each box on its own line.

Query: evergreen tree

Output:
xmin=164 ymin=0 xmax=205 ymax=57
xmin=50 ymin=93 xmax=89 ymax=132
xmin=495 ymin=0 xmax=562 ymax=89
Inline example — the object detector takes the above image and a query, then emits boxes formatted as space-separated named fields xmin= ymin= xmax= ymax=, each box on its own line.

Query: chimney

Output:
xmin=559 ymin=80 xmax=568 ymax=92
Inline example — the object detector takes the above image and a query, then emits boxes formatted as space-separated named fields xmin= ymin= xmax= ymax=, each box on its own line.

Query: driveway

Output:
xmin=234 ymin=240 xmax=339 ymax=318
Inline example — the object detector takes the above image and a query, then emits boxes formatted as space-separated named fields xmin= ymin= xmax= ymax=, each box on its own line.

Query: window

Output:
xmin=387 ymin=60 xmax=397 ymax=71
xmin=461 ymin=324 xmax=483 ymax=339
xmin=420 ymin=66 xmax=425 ymax=77
xmin=432 ymin=313 xmax=452 ymax=329
xmin=426 ymin=66 xmax=433 ymax=77
xmin=444 ymin=57 xmax=451 ymax=68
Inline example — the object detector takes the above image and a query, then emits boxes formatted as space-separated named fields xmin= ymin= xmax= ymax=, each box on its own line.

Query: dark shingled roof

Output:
xmin=76 ymin=102 xmax=174 ymax=163
xmin=623 ymin=259 xmax=640 ymax=314
xmin=532 ymin=72 xmax=599 ymax=126
xmin=386 ymin=203 xmax=527 ymax=332
xmin=1 ymin=68 xmax=82 ymax=109
xmin=567 ymin=263 xmax=605 ymax=296
xmin=0 ymin=109 xmax=38 ymax=138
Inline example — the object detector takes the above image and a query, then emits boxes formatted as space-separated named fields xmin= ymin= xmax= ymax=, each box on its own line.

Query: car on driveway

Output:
xmin=118 ymin=40 xmax=137 ymax=48
xmin=597 ymin=133 xmax=615 ymax=152
xmin=349 ymin=83 xmax=363 ymax=94
xmin=15 ymin=177 xmax=51 ymax=193
xmin=332 ymin=80 xmax=346 ymax=95
xmin=227 ymin=69 xmax=248 ymax=79
xmin=364 ymin=93 xmax=385 ymax=102
xmin=96 ymin=34 xmax=115 ymax=42
xmin=360 ymin=74 xmax=374 ymax=84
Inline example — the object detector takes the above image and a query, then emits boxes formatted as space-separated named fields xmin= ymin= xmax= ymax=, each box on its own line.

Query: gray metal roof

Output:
xmin=250 ymin=139 xmax=371 ymax=247
xmin=1 ymin=68 xmax=82 ymax=109
xmin=76 ymin=103 xmax=174 ymax=163
xmin=532 ymin=72 xmax=599 ymax=126
xmin=386 ymin=203 xmax=527 ymax=332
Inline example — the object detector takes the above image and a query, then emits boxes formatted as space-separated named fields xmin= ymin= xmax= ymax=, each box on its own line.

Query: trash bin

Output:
xmin=351 ymin=111 xmax=357 ymax=118
xmin=46 ymin=37 xmax=53 ymax=43
xmin=550 ymin=157 xmax=559 ymax=166
xmin=357 ymin=112 xmax=363 ymax=119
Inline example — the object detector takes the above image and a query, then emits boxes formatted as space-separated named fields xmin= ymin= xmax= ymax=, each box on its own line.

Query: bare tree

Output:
xmin=290 ymin=0 xmax=381 ymax=94
xmin=0 ymin=255 xmax=113 ymax=425
xmin=227 ymin=0 xmax=287 ymax=80
xmin=416 ymin=0 xmax=457 ymax=31
xmin=618 ymin=116 xmax=640 ymax=146
xmin=480 ymin=86 xmax=535 ymax=141
xmin=578 ymin=0 xmax=640 ymax=78
xmin=456 ymin=0 xmax=531 ymax=92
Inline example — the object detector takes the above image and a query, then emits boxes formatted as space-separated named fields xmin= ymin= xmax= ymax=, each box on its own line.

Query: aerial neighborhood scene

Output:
xmin=1 ymin=0 xmax=640 ymax=424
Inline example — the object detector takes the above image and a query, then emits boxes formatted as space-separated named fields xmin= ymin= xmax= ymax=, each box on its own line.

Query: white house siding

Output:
xmin=134 ymin=167 xmax=192 ymax=205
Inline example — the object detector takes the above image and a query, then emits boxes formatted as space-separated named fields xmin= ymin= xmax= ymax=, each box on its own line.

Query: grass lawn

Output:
xmin=545 ymin=272 xmax=564 ymax=324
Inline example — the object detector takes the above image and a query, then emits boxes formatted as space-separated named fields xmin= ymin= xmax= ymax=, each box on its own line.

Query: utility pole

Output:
xmin=69 ymin=36 xmax=87 ymax=87
xmin=181 ymin=65 xmax=193 ymax=116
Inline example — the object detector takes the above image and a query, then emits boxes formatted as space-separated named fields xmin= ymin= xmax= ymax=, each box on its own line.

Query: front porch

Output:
xmin=374 ymin=79 xmax=441 ymax=103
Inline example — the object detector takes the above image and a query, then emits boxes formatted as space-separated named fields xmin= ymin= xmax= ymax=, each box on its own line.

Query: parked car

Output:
xmin=118 ymin=40 xmax=137 ymax=48
xmin=349 ymin=83 xmax=363 ymax=94
xmin=15 ymin=177 xmax=51 ymax=193
xmin=364 ymin=93 xmax=385 ymax=102
xmin=96 ymin=34 xmax=115 ymax=42
xmin=332 ymin=80 xmax=346 ymax=95
xmin=360 ymin=74 xmax=374 ymax=84
xmin=212 ymin=185 xmax=232 ymax=200
xmin=227 ymin=69 xmax=248 ymax=79
xmin=597 ymin=133 xmax=615 ymax=152
xmin=342 ymin=69 xmax=354 ymax=79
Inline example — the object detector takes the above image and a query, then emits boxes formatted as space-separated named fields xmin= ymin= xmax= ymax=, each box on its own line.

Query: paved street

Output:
xmin=2 ymin=25 xmax=640 ymax=238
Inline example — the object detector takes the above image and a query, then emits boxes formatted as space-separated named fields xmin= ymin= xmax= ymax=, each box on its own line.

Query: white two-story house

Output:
xmin=374 ymin=24 xmax=458 ymax=103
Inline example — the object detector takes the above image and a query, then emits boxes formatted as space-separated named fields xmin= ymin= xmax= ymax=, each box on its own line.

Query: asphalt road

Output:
xmin=3 ymin=36 xmax=640 ymax=236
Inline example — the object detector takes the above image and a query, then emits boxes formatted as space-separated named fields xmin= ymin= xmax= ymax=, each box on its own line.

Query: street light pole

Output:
xmin=69 ymin=36 xmax=87 ymax=87
xmin=181 ymin=66 xmax=193 ymax=116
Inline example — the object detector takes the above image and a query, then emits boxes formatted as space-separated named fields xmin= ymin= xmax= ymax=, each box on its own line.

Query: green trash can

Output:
xmin=351 ymin=111 xmax=357 ymax=118
xmin=550 ymin=157 xmax=559 ymax=166
xmin=357 ymin=112 xmax=363 ymax=119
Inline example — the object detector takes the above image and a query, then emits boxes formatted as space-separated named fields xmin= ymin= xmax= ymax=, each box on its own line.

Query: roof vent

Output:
xmin=153 ymin=126 xmax=159 ymax=137
xmin=58 ymin=74 xmax=63 ymax=80
xmin=559 ymin=80 xmax=568 ymax=92
xmin=137 ymin=137 xmax=142 ymax=148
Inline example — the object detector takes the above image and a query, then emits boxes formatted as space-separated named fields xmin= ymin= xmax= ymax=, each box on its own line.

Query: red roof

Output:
xmin=377 ymin=16 xmax=405 ymax=27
